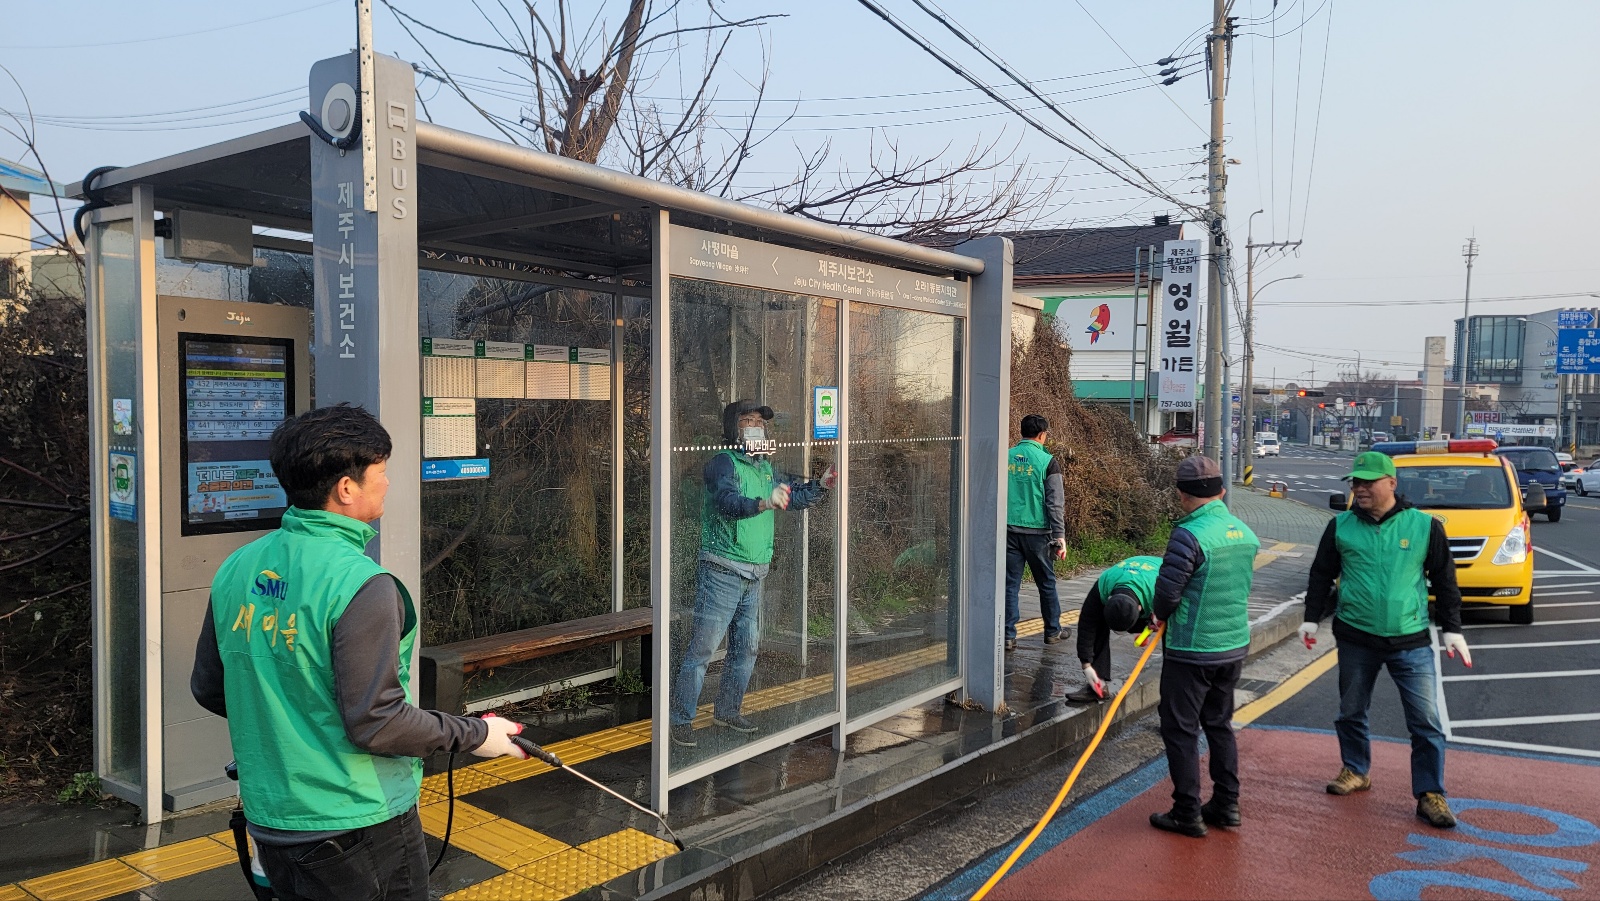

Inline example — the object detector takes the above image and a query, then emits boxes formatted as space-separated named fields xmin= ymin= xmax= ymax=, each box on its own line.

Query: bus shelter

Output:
xmin=77 ymin=51 xmax=1016 ymax=821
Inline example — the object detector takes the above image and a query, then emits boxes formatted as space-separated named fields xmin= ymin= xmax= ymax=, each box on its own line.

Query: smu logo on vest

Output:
xmin=252 ymin=569 xmax=289 ymax=601
xmin=232 ymin=570 xmax=299 ymax=652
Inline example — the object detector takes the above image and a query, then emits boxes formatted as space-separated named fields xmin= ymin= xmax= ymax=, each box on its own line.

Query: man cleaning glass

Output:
xmin=671 ymin=400 xmax=834 ymax=748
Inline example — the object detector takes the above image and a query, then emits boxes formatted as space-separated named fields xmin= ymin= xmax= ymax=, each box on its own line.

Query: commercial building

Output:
xmin=1453 ymin=309 xmax=1600 ymax=449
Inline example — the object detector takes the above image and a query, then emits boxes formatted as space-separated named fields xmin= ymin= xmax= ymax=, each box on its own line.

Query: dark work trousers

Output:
xmin=255 ymin=805 xmax=428 ymax=901
xmin=1004 ymin=530 xmax=1062 ymax=641
xmin=1158 ymin=658 xmax=1244 ymax=821
xmin=1075 ymin=585 xmax=1114 ymax=679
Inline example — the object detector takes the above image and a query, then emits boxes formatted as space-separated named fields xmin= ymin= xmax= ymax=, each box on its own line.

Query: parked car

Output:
xmin=1573 ymin=459 xmax=1600 ymax=496
xmin=1493 ymin=445 xmax=1567 ymax=522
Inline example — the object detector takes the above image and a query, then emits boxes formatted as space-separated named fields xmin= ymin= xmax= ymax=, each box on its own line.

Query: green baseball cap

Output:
xmin=1345 ymin=451 xmax=1396 ymax=481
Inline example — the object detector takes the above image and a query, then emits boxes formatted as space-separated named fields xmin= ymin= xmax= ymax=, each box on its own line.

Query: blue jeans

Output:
xmin=1335 ymin=641 xmax=1447 ymax=797
xmin=671 ymin=561 xmax=761 ymax=726
xmin=1005 ymin=531 xmax=1061 ymax=641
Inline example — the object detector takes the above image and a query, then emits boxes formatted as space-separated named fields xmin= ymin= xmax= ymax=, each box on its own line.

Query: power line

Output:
xmin=1284 ymin=0 xmax=1307 ymax=238
xmin=1256 ymin=290 xmax=1600 ymax=308
xmin=1296 ymin=0 xmax=1334 ymax=241
xmin=1068 ymin=0 xmax=1208 ymax=138
xmin=0 ymin=1 xmax=342 ymax=50
xmin=851 ymin=0 xmax=1202 ymax=217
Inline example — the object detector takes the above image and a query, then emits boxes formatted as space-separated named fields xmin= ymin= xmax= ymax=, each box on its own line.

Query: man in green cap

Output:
xmin=1066 ymin=555 xmax=1159 ymax=703
xmin=1303 ymin=450 xmax=1470 ymax=830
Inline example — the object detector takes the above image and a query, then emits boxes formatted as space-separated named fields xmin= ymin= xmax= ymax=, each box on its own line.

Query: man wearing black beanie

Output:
xmin=1148 ymin=455 xmax=1260 ymax=838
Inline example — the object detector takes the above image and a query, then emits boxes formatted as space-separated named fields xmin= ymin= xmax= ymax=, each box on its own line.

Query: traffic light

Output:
xmin=1317 ymin=403 xmax=1327 ymax=409
xmin=1298 ymin=389 xmax=1325 ymax=397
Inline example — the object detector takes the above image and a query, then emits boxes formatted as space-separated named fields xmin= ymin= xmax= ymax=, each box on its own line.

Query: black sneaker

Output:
xmin=1150 ymin=811 xmax=1208 ymax=838
xmin=670 ymin=724 xmax=697 ymax=748
xmin=1201 ymin=799 xmax=1241 ymax=828
xmin=1064 ymin=685 xmax=1104 ymax=704
xmin=713 ymin=714 xmax=759 ymax=734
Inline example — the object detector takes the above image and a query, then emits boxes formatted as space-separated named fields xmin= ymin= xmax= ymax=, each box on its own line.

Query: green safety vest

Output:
xmin=1006 ymin=440 xmax=1054 ymax=529
xmin=1095 ymin=555 xmax=1162 ymax=615
xmin=1164 ymin=501 xmax=1259 ymax=655
xmin=1332 ymin=507 xmax=1434 ymax=637
xmin=700 ymin=450 xmax=777 ymax=566
xmin=209 ymin=506 xmax=421 ymax=831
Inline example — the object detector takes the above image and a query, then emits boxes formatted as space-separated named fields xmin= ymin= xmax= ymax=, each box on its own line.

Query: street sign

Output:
xmin=1557 ymin=328 xmax=1600 ymax=374
xmin=1558 ymin=309 xmax=1596 ymax=328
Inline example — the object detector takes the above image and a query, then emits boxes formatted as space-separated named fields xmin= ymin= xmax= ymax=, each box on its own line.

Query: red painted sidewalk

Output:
xmin=989 ymin=728 xmax=1600 ymax=900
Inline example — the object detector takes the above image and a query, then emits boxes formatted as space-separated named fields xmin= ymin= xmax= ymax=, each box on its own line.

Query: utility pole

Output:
xmin=1202 ymin=0 xmax=1231 ymax=466
xmin=1454 ymin=237 xmax=1479 ymax=437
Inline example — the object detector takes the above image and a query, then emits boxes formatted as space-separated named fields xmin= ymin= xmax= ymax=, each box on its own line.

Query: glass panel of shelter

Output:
xmin=95 ymin=217 xmax=144 ymax=787
xmin=416 ymin=271 xmax=623 ymax=707
xmin=666 ymin=280 xmax=841 ymax=774
xmin=843 ymin=303 xmax=963 ymax=722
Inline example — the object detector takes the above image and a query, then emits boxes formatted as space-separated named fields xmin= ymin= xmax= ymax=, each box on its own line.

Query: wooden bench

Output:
xmin=419 ymin=607 xmax=653 ymax=715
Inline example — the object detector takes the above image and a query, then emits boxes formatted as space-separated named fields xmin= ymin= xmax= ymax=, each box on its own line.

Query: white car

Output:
xmin=1573 ymin=459 xmax=1600 ymax=496
xmin=1254 ymin=438 xmax=1281 ymax=457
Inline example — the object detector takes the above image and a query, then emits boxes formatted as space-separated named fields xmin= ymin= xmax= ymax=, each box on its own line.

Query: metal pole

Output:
xmin=1202 ymin=0 xmax=1229 ymax=465
xmin=1455 ymin=238 xmax=1479 ymax=436
xmin=1238 ymin=215 xmax=1258 ymax=482
xmin=1130 ymin=248 xmax=1140 ymax=423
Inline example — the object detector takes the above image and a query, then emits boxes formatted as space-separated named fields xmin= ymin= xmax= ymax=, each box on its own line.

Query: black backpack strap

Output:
xmin=229 ymin=806 xmax=277 ymax=901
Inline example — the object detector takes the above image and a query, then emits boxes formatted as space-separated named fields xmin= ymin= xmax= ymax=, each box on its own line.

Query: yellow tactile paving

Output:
xmin=122 ymin=836 xmax=237 ymax=882
xmin=615 ymin=719 xmax=653 ymax=735
xmin=18 ymin=859 xmax=152 ymax=901
xmin=516 ymin=848 xmax=633 ymax=896
xmin=419 ymin=800 xmax=499 ymax=836
xmin=577 ymin=728 xmax=649 ymax=752
xmin=443 ymin=871 xmax=566 ymax=901
xmin=539 ymin=739 xmax=607 ymax=766
xmin=448 ymin=819 xmax=568 ymax=870
xmin=578 ymin=828 xmax=678 ymax=870
xmin=420 ymin=786 xmax=447 ymax=806
xmin=471 ymin=754 xmax=556 ymax=782
xmin=0 ymin=884 xmax=36 ymax=901
xmin=208 ymin=829 xmax=239 ymax=847
xmin=421 ymin=767 xmax=507 ymax=796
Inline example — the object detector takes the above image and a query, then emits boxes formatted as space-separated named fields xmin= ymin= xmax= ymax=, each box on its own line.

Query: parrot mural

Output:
xmin=1085 ymin=303 xmax=1112 ymax=345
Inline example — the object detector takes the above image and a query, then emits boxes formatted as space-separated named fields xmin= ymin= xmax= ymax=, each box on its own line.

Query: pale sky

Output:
xmin=4 ymin=1 xmax=1596 ymax=386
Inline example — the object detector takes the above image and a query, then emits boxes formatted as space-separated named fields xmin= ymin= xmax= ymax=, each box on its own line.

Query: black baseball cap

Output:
xmin=722 ymin=400 xmax=774 ymax=442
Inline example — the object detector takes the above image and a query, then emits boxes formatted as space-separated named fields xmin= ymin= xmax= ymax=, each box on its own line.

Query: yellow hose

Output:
xmin=969 ymin=624 xmax=1165 ymax=901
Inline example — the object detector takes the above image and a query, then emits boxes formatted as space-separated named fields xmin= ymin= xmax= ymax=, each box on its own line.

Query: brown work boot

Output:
xmin=1416 ymin=792 xmax=1457 ymax=828
xmin=1326 ymin=767 xmax=1372 ymax=796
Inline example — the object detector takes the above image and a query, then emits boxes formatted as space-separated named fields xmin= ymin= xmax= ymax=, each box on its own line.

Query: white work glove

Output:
xmin=1442 ymin=632 xmax=1473 ymax=668
xmin=472 ymin=713 xmax=529 ymax=759
xmin=765 ymin=483 xmax=792 ymax=511
xmin=1298 ymin=621 xmax=1319 ymax=649
xmin=820 ymin=464 xmax=838 ymax=490
xmin=1049 ymin=538 xmax=1067 ymax=561
xmin=1082 ymin=663 xmax=1105 ymax=698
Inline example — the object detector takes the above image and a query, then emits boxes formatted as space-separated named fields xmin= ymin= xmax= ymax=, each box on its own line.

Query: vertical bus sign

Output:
xmin=1158 ymin=239 xmax=1201 ymax=412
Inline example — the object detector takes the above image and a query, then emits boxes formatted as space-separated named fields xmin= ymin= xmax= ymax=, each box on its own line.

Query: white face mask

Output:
xmin=741 ymin=425 xmax=767 ymax=445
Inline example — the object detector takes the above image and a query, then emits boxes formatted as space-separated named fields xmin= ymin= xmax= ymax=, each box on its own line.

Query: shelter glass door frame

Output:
xmin=649 ymin=213 xmax=972 ymax=812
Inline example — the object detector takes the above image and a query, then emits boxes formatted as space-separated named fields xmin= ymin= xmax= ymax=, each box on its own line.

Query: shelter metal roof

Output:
xmin=69 ymin=120 xmax=983 ymax=280
xmin=1004 ymin=223 xmax=1183 ymax=284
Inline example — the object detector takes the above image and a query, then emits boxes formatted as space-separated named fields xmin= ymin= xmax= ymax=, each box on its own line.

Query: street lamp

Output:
xmin=1518 ymin=317 xmax=1573 ymax=453
xmin=1237 ymin=272 xmax=1303 ymax=480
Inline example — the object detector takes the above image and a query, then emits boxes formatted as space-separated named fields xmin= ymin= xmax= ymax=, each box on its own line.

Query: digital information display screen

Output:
xmin=179 ymin=335 xmax=295 ymax=536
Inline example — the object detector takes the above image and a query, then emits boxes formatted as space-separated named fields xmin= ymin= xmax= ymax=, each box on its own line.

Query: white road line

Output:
xmin=1448 ymin=735 xmax=1600 ymax=760
xmin=1534 ymin=547 xmax=1600 ymax=573
xmin=1470 ymin=638 xmax=1600 ymax=650
xmin=1464 ymin=617 xmax=1600 ymax=629
xmin=1442 ymin=668 xmax=1600 ymax=682
xmin=1451 ymin=712 xmax=1600 ymax=729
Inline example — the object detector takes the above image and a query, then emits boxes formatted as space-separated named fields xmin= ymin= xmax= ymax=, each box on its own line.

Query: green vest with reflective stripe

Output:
xmin=209 ymin=507 xmax=421 ymax=831
xmin=700 ymin=450 xmax=777 ymax=565
xmin=1006 ymin=440 xmax=1053 ymax=529
xmin=1095 ymin=555 xmax=1162 ymax=615
xmin=1164 ymin=501 xmax=1259 ymax=654
xmin=1332 ymin=507 xmax=1433 ymax=637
